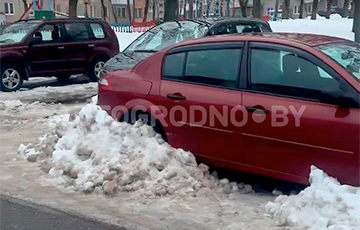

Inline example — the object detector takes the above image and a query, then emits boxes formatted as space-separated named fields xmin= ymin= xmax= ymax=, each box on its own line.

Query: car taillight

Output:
xmin=99 ymin=77 xmax=112 ymax=91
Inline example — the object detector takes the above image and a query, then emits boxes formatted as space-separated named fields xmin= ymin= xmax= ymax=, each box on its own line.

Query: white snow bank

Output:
xmin=21 ymin=104 xmax=253 ymax=197
xmin=270 ymin=18 xmax=354 ymax=41
xmin=0 ymin=82 xmax=97 ymax=103
xmin=265 ymin=166 xmax=360 ymax=230
xmin=115 ymin=32 xmax=143 ymax=52
xmin=0 ymin=100 xmax=23 ymax=110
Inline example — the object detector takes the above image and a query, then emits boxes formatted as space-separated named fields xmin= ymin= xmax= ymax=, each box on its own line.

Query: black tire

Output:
xmin=0 ymin=64 xmax=24 ymax=92
xmin=121 ymin=111 xmax=168 ymax=142
xmin=56 ymin=74 xmax=71 ymax=81
xmin=88 ymin=57 xmax=108 ymax=82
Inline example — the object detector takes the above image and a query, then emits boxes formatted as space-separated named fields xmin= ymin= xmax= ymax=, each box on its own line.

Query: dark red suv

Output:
xmin=0 ymin=18 xmax=119 ymax=92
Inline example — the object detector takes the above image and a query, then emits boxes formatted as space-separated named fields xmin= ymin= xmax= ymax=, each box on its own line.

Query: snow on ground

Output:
xmin=115 ymin=32 xmax=143 ymax=52
xmin=269 ymin=16 xmax=354 ymax=41
xmin=266 ymin=166 xmax=360 ymax=230
xmin=20 ymin=104 xmax=254 ymax=197
xmin=0 ymin=82 xmax=97 ymax=103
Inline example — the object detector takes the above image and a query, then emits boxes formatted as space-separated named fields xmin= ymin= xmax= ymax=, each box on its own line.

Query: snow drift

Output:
xmin=265 ymin=166 xmax=360 ymax=230
xmin=19 ymin=104 xmax=253 ymax=197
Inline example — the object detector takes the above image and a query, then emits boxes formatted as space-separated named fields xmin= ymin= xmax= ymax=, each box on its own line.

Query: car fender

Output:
xmin=0 ymin=51 xmax=30 ymax=79
xmin=87 ymin=47 xmax=112 ymax=64
xmin=124 ymin=98 xmax=167 ymax=128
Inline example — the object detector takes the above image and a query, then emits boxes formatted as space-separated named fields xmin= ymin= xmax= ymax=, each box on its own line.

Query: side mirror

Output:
xmin=319 ymin=90 xmax=356 ymax=108
xmin=29 ymin=36 xmax=42 ymax=46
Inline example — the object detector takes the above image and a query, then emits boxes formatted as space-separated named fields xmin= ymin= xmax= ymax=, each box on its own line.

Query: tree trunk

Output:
xmin=189 ymin=0 xmax=194 ymax=19
xmin=101 ymin=0 xmax=106 ymax=20
xmin=127 ymin=0 xmax=132 ymax=23
xmin=274 ymin=0 xmax=279 ymax=20
xmin=299 ymin=0 xmax=304 ymax=19
xmin=239 ymin=0 xmax=248 ymax=18
xmin=110 ymin=0 xmax=119 ymax=23
xmin=69 ymin=0 xmax=78 ymax=17
xmin=252 ymin=0 xmax=261 ymax=18
xmin=143 ymin=0 xmax=150 ymax=22
xmin=164 ymin=0 xmax=178 ymax=21
xmin=153 ymin=0 xmax=156 ymax=20
xmin=133 ymin=0 xmax=136 ymax=21
xmin=326 ymin=0 xmax=334 ymax=19
xmin=282 ymin=0 xmax=290 ymax=19
xmin=311 ymin=0 xmax=319 ymax=20
xmin=354 ymin=0 xmax=360 ymax=43
xmin=343 ymin=0 xmax=350 ymax=18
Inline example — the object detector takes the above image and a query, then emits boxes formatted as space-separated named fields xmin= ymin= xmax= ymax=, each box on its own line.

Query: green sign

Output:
xmin=34 ymin=11 xmax=53 ymax=19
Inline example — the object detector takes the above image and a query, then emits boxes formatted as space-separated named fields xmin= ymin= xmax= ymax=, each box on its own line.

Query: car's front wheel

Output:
xmin=88 ymin=57 xmax=108 ymax=82
xmin=0 ymin=65 xmax=24 ymax=92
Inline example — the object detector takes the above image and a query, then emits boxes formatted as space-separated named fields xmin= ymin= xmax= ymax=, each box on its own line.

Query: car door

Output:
xmin=26 ymin=23 xmax=65 ymax=76
xmin=159 ymin=43 xmax=247 ymax=164
xmin=61 ymin=22 xmax=91 ymax=73
xmin=242 ymin=42 xmax=360 ymax=185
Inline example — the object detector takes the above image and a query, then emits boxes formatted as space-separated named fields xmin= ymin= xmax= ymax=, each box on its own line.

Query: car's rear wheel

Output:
xmin=88 ymin=57 xmax=108 ymax=82
xmin=0 ymin=65 xmax=24 ymax=92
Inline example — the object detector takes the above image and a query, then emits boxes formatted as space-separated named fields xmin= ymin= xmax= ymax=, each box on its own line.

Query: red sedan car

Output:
xmin=98 ymin=33 xmax=360 ymax=186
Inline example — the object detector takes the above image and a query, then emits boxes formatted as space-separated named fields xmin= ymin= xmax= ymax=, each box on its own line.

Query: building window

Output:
xmin=294 ymin=5 xmax=299 ymax=14
xmin=117 ymin=7 xmax=126 ymax=18
xmin=4 ymin=2 xmax=14 ymax=15
xmin=307 ymin=4 xmax=313 ymax=14
xmin=134 ymin=8 xmax=143 ymax=18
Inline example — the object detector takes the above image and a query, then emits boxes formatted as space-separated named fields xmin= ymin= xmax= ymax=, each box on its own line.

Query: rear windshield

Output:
xmin=0 ymin=22 xmax=39 ymax=44
xmin=316 ymin=42 xmax=360 ymax=81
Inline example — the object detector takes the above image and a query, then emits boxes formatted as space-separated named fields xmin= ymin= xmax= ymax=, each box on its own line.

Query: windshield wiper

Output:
xmin=133 ymin=49 xmax=157 ymax=53
xmin=121 ymin=52 xmax=135 ymax=60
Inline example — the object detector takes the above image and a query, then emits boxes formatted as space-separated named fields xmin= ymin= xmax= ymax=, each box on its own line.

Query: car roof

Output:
xmin=210 ymin=17 xmax=270 ymax=27
xmin=16 ymin=18 xmax=105 ymax=23
xmin=173 ymin=32 xmax=352 ymax=48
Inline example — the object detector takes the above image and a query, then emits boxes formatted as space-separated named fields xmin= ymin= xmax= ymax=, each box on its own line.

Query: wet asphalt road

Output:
xmin=0 ymin=196 xmax=125 ymax=230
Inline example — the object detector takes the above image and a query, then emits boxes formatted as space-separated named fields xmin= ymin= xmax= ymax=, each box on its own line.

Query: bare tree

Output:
xmin=127 ymin=0 xmax=132 ymax=23
xmin=252 ymin=0 xmax=261 ymax=18
xmin=109 ymin=0 xmax=119 ymax=23
xmin=189 ymin=0 xmax=194 ymax=19
xmin=274 ymin=0 xmax=280 ymax=20
xmin=152 ymin=0 xmax=156 ymax=20
xmin=282 ymin=0 xmax=290 ymax=19
xmin=164 ymin=0 xmax=178 ymax=21
xmin=69 ymin=0 xmax=78 ymax=17
xmin=326 ymin=0 xmax=334 ymax=19
xmin=299 ymin=0 xmax=304 ymax=18
xmin=133 ymin=0 xmax=136 ymax=20
xmin=238 ymin=0 xmax=248 ymax=18
xmin=311 ymin=0 xmax=319 ymax=20
xmin=343 ymin=0 xmax=350 ymax=17
xmin=354 ymin=0 xmax=359 ymax=42
xmin=143 ymin=0 xmax=150 ymax=22
xmin=100 ymin=0 xmax=107 ymax=20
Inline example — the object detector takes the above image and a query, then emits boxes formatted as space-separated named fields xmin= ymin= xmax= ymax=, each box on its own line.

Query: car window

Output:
xmin=64 ymin=23 xmax=89 ymax=41
xmin=90 ymin=23 xmax=105 ymax=39
xmin=33 ymin=24 xmax=62 ymax=42
xmin=163 ymin=48 xmax=242 ymax=88
xmin=250 ymin=48 xmax=340 ymax=100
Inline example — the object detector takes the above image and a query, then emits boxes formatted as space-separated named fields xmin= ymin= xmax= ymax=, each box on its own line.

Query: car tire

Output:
xmin=0 ymin=64 xmax=24 ymax=92
xmin=88 ymin=57 xmax=108 ymax=82
xmin=56 ymin=74 xmax=71 ymax=81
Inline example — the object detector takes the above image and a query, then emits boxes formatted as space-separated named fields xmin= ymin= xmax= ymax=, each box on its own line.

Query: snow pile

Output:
xmin=0 ymin=100 xmax=23 ymax=110
xmin=265 ymin=166 xmax=360 ymax=230
xmin=270 ymin=18 xmax=354 ymax=41
xmin=115 ymin=32 xmax=143 ymax=52
xmin=20 ymin=104 xmax=253 ymax=197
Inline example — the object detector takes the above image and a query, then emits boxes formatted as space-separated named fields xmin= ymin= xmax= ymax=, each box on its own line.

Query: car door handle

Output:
xmin=57 ymin=46 xmax=65 ymax=50
xmin=245 ymin=106 xmax=269 ymax=114
xmin=88 ymin=44 xmax=95 ymax=47
xmin=167 ymin=93 xmax=186 ymax=100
